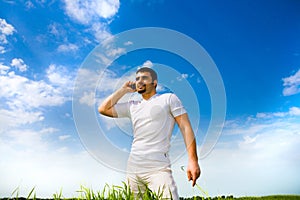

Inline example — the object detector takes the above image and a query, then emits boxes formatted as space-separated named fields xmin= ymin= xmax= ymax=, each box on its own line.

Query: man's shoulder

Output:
xmin=156 ymin=93 xmax=181 ymax=104
xmin=158 ymin=92 xmax=180 ymax=100
xmin=158 ymin=92 xmax=174 ymax=98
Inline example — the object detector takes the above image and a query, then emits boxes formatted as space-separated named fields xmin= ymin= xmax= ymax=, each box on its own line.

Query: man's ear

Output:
xmin=153 ymin=80 xmax=158 ymax=87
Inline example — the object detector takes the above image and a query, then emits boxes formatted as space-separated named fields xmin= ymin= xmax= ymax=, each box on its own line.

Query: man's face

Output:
xmin=135 ymin=71 xmax=156 ymax=94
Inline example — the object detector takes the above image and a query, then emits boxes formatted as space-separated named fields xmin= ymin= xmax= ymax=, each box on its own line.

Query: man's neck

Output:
xmin=142 ymin=91 xmax=156 ymax=100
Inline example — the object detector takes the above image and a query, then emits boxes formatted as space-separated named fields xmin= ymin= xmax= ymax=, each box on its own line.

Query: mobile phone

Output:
xmin=130 ymin=83 xmax=136 ymax=90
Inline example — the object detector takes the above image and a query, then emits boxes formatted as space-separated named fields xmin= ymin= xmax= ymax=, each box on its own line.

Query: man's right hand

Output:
xmin=98 ymin=81 xmax=135 ymax=117
xmin=123 ymin=81 xmax=136 ymax=93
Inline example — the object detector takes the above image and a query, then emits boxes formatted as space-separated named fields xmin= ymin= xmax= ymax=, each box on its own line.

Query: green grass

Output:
xmin=2 ymin=184 xmax=300 ymax=200
xmin=183 ymin=195 xmax=300 ymax=200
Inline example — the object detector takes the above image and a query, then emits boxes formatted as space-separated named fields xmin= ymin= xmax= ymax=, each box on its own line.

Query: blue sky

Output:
xmin=1 ymin=0 xmax=300 ymax=198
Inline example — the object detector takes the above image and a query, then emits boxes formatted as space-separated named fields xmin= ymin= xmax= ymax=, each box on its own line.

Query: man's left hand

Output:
xmin=187 ymin=160 xmax=201 ymax=186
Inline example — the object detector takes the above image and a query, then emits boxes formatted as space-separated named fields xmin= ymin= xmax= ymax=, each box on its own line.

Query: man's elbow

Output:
xmin=98 ymin=105 xmax=115 ymax=117
xmin=98 ymin=105 xmax=106 ymax=115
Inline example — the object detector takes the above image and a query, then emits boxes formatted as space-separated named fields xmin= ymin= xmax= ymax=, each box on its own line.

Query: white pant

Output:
xmin=126 ymin=154 xmax=179 ymax=200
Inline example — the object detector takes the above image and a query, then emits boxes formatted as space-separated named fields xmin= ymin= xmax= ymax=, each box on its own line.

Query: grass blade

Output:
xmin=26 ymin=187 xmax=36 ymax=200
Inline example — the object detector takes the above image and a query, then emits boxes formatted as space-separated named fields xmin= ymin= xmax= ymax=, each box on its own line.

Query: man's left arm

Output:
xmin=175 ymin=113 xmax=201 ymax=186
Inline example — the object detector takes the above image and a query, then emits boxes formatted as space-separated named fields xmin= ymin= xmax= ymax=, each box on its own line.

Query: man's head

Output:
xmin=136 ymin=67 xmax=157 ymax=82
xmin=135 ymin=67 xmax=158 ymax=95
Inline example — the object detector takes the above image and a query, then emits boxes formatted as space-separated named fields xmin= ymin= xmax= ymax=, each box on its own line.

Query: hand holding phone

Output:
xmin=129 ymin=82 xmax=136 ymax=90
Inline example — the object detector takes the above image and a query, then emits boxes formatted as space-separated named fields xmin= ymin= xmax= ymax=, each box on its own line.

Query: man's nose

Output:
xmin=137 ymin=79 xmax=143 ymax=85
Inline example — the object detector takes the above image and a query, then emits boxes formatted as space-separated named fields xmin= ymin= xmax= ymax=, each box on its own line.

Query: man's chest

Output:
xmin=130 ymin=98 xmax=172 ymax=127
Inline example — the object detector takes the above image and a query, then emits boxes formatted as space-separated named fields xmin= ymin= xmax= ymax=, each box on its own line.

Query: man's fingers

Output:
xmin=192 ymin=173 xmax=197 ymax=186
xmin=192 ymin=178 xmax=196 ymax=187
xmin=188 ymin=169 xmax=200 ymax=187
xmin=187 ymin=170 xmax=192 ymax=181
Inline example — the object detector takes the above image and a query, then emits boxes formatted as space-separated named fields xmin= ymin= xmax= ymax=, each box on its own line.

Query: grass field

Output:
xmin=2 ymin=184 xmax=300 ymax=200
xmin=2 ymin=196 xmax=300 ymax=200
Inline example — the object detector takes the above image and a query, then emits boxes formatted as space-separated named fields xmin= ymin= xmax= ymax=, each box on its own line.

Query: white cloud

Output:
xmin=140 ymin=60 xmax=153 ymax=68
xmin=74 ymin=68 xmax=105 ymax=95
xmin=242 ymin=135 xmax=257 ymax=144
xmin=176 ymin=73 xmax=189 ymax=81
xmin=91 ymin=22 xmax=113 ymax=42
xmin=256 ymin=111 xmax=287 ymax=119
xmin=63 ymin=0 xmax=120 ymax=25
xmin=0 ymin=71 xmax=65 ymax=109
xmin=75 ymin=68 xmax=119 ymax=96
xmin=0 ymin=18 xmax=16 ymax=44
xmin=3 ymin=129 xmax=49 ymax=149
xmin=48 ymin=23 xmax=60 ymax=36
xmin=0 ymin=108 xmax=44 ymax=132
xmin=48 ymin=22 xmax=67 ymax=40
xmin=46 ymin=64 xmax=74 ymax=89
xmin=255 ymin=106 xmax=300 ymax=119
xmin=0 ymin=45 xmax=5 ymax=54
xmin=57 ymin=43 xmax=79 ymax=53
xmin=59 ymin=134 xmax=71 ymax=141
xmin=79 ymin=91 xmax=95 ymax=107
xmin=75 ymin=67 xmax=138 ymax=106
xmin=106 ymin=47 xmax=126 ymax=57
xmin=124 ymin=41 xmax=133 ymax=46
xmin=0 ymin=62 xmax=10 ymax=74
xmin=11 ymin=58 xmax=28 ymax=72
xmin=25 ymin=1 xmax=35 ymax=9
xmin=41 ymin=127 xmax=59 ymax=134
xmin=282 ymin=68 xmax=300 ymax=96
xmin=289 ymin=106 xmax=300 ymax=116
xmin=62 ymin=0 xmax=120 ymax=43
xmin=0 ymin=63 xmax=74 ymax=132
xmin=22 ymin=0 xmax=51 ymax=9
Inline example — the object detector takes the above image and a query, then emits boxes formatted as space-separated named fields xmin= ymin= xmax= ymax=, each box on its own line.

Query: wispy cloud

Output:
xmin=223 ymin=107 xmax=300 ymax=136
xmin=63 ymin=0 xmax=120 ymax=25
xmin=0 ymin=18 xmax=15 ymax=44
xmin=0 ymin=18 xmax=16 ymax=53
xmin=48 ymin=22 xmax=65 ymax=38
xmin=0 ymin=63 xmax=10 ymax=74
xmin=59 ymin=134 xmax=72 ymax=141
xmin=256 ymin=106 xmax=300 ymax=119
xmin=282 ymin=68 xmax=300 ymax=96
xmin=0 ymin=108 xmax=44 ymax=131
xmin=62 ymin=0 xmax=120 ymax=44
xmin=57 ymin=43 xmax=79 ymax=53
xmin=176 ymin=73 xmax=189 ymax=81
xmin=24 ymin=0 xmax=34 ymax=9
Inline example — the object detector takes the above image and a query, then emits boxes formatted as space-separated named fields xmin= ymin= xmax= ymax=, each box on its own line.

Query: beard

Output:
xmin=137 ymin=84 xmax=147 ymax=94
xmin=137 ymin=88 xmax=146 ymax=94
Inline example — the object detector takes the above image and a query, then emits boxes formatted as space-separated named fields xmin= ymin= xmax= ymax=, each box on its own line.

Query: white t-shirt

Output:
xmin=115 ymin=93 xmax=186 ymax=170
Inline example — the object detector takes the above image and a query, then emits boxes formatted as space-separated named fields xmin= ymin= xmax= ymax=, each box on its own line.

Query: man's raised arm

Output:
xmin=98 ymin=81 xmax=135 ymax=117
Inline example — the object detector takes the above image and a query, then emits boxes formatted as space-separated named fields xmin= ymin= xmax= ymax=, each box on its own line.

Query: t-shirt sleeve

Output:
xmin=114 ymin=102 xmax=131 ymax=118
xmin=169 ymin=93 xmax=187 ymax=117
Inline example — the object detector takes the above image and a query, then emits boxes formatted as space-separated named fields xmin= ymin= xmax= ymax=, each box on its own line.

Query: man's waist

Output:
xmin=129 ymin=151 xmax=169 ymax=162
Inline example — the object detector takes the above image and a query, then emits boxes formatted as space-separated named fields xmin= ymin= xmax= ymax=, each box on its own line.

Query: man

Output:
xmin=98 ymin=67 xmax=200 ymax=199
